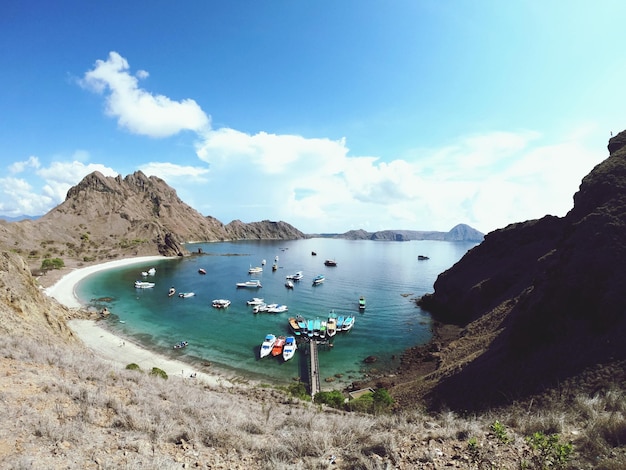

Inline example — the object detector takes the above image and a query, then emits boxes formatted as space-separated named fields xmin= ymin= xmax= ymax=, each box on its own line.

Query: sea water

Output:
xmin=75 ymin=238 xmax=477 ymax=386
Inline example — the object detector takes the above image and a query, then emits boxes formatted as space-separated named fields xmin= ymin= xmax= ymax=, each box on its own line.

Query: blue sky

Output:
xmin=1 ymin=1 xmax=624 ymax=234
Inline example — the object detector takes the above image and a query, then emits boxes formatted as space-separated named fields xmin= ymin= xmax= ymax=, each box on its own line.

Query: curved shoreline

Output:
xmin=45 ymin=256 xmax=237 ymax=388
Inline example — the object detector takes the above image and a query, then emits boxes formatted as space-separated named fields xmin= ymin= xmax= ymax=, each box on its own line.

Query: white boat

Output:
xmin=326 ymin=316 xmax=337 ymax=337
xmin=173 ymin=341 xmax=188 ymax=349
xmin=248 ymin=266 xmax=263 ymax=274
xmin=282 ymin=336 xmax=297 ymax=361
xmin=267 ymin=304 xmax=288 ymax=314
xmin=260 ymin=334 xmax=276 ymax=358
xmin=342 ymin=315 xmax=355 ymax=331
xmin=285 ymin=271 xmax=303 ymax=281
xmin=312 ymin=275 xmax=325 ymax=285
xmin=246 ymin=297 xmax=265 ymax=306
xmin=253 ymin=303 xmax=268 ymax=313
xmin=168 ymin=287 xmax=176 ymax=297
xmin=285 ymin=280 xmax=294 ymax=289
xmin=261 ymin=259 xmax=266 ymax=265
xmin=142 ymin=267 xmax=157 ymax=276
xmin=212 ymin=299 xmax=231 ymax=308
xmin=178 ymin=292 xmax=195 ymax=298
xmin=236 ymin=279 xmax=262 ymax=288
xmin=134 ymin=280 xmax=155 ymax=289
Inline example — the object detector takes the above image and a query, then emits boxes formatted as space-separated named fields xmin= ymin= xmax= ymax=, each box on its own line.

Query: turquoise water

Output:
xmin=76 ymin=238 xmax=477 ymax=386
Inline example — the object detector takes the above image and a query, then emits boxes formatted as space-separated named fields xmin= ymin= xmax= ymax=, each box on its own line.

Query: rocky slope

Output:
xmin=0 ymin=171 xmax=305 ymax=272
xmin=409 ymin=131 xmax=626 ymax=410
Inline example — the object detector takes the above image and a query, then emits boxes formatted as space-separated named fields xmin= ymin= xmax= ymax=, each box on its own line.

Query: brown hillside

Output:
xmin=408 ymin=131 xmax=626 ymax=410
xmin=0 ymin=171 xmax=305 ymax=276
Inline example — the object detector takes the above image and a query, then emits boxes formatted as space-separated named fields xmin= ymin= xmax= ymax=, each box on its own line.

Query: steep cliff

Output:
xmin=414 ymin=132 xmax=626 ymax=409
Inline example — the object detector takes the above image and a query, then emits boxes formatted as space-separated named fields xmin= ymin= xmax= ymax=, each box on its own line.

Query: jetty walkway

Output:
xmin=308 ymin=340 xmax=321 ymax=397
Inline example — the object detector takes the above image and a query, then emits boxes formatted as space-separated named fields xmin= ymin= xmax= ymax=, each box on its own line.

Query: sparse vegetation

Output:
xmin=149 ymin=367 xmax=168 ymax=380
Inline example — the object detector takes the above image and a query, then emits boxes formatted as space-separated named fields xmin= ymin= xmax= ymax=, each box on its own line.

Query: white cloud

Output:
xmin=0 ymin=176 xmax=53 ymax=216
xmin=8 ymin=156 xmax=40 ymax=174
xmin=36 ymin=161 xmax=118 ymax=202
xmin=80 ymin=51 xmax=210 ymax=138
xmin=139 ymin=162 xmax=210 ymax=184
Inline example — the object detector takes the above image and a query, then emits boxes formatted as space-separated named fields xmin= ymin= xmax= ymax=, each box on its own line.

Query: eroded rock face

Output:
xmin=415 ymin=130 xmax=626 ymax=409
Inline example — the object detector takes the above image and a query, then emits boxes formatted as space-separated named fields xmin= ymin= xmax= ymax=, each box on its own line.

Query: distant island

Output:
xmin=311 ymin=223 xmax=484 ymax=242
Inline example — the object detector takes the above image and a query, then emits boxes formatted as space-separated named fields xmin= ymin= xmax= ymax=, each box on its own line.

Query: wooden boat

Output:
xmin=342 ymin=315 xmax=355 ymax=331
xmin=324 ymin=259 xmax=337 ymax=267
xmin=336 ymin=315 xmax=345 ymax=330
xmin=306 ymin=319 xmax=315 ymax=338
xmin=271 ymin=336 xmax=286 ymax=356
xmin=282 ymin=336 xmax=297 ymax=361
xmin=418 ymin=255 xmax=430 ymax=260
xmin=296 ymin=315 xmax=307 ymax=332
xmin=359 ymin=296 xmax=366 ymax=310
xmin=326 ymin=316 xmax=337 ymax=337
xmin=260 ymin=334 xmax=276 ymax=358
xmin=288 ymin=317 xmax=301 ymax=335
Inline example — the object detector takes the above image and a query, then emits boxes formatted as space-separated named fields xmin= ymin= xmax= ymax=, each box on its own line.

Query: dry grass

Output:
xmin=0 ymin=335 xmax=624 ymax=469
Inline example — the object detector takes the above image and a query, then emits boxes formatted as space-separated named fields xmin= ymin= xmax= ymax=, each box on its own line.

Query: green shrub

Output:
xmin=287 ymin=382 xmax=309 ymax=401
xmin=491 ymin=420 xmax=510 ymax=443
xmin=314 ymin=390 xmax=345 ymax=409
xmin=125 ymin=363 xmax=141 ymax=371
xmin=149 ymin=367 xmax=168 ymax=380
xmin=526 ymin=431 xmax=573 ymax=468
xmin=41 ymin=258 xmax=65 ymax=270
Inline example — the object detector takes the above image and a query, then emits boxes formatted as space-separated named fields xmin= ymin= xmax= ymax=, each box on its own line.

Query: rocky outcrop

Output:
xmin=414 ymin=131 xmax=626 ymax=410
xmin=225 ymin=219 xmax=306 ymax=240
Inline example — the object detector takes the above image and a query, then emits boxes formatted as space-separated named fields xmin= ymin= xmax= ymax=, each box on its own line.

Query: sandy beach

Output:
xmin=45 ymin=256 xmax=234 ymax=388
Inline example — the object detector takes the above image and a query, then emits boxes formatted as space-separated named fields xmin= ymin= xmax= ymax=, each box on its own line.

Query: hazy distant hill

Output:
xmin=409 ymin=130 xmax=626 ymax=410
xmin=318 ymin=224 xmax=484 ymax=242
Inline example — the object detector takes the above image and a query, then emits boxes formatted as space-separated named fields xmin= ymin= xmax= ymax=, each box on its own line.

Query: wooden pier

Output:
xmin=308 ymin=340 xmax=321 ymax=398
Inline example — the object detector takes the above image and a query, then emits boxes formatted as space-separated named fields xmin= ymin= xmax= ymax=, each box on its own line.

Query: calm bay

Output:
xmin=75 ymin=238 xmax=477 ymax=386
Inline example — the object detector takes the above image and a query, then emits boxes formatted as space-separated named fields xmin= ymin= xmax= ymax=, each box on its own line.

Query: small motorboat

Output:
xmin=178 ymin=292 xmax=195 ymax=298
xmin=282 ymin=336 xmax=297 ymax=361
xmin=236 ymin=280 xmax=262 ymax=288
xmin=168 ymin=287 xmax=176 ymax=297
xmin=142 ymin=267 xmax=157 ymax=276
xmin=286 ymin=271 xmax=303 ymax=281
xmin=248 ymin=266 xmax=263 ymax=274
xmin=260 ymin=334 xmax=276 ymax=358
xmin=198 ymin=268 xmax=207 ymax=275
xmin=134 ymin=280 xmax=155 ymax=289
xmin=312 ymin=275 xmax=325 ymax=286
xmin=212 ymin=299 xmax=231 ymax=308
xmin=253 ymin=303 xmax=268 ymax=314
xmin=173 ymin=341 xmax=188 ymax=349
xmin=418 ymin=255 xmax=430 ymax=260
xmin=288 ymin=317 xmax=301 ymax=335
xmin=246 ymin=297 xmax=265 ymax=306
xmin=285 ymin=280 xmax=294 ymax=289
xmin=267 ymin=304 xmax=288 ymax=314
xmin=324 ymin=259 xmax=337 ymax=267
xmin=359 ymin=296 xmax=366 ymax=310
xmin=271 ymin=336 xmax=286 ymax=356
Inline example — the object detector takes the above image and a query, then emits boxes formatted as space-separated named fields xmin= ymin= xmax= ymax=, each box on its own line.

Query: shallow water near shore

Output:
xmin=76 ymin=238 xmax=477 ymax=386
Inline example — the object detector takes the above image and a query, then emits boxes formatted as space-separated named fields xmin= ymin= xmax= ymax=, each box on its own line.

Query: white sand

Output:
xmin=46 ymin=256 xmax=234 ymax=388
